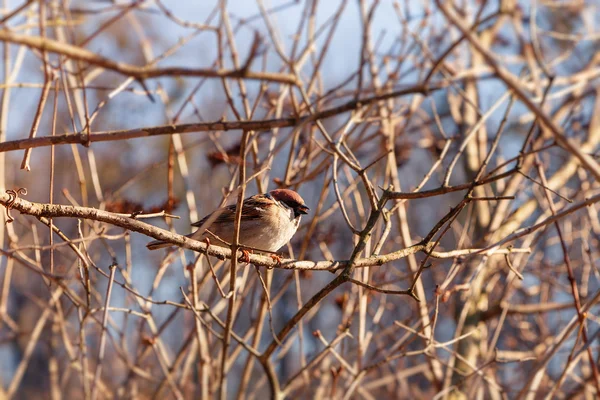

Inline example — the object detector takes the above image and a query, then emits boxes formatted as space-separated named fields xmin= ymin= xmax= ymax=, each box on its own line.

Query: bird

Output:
xmin=147 ymin=189 xmax=309 ymax=255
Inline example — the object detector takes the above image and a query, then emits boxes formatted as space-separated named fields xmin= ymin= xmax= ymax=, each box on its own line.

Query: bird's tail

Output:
xmin=147 ymin=232 xmax=201 ymax=250
xmin=146 ymin=240 xmax=173 ymax=250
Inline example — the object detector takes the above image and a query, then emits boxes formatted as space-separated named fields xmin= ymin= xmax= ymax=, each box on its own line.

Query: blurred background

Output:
xmin=1 ymin=0 xmax=599 ymax=398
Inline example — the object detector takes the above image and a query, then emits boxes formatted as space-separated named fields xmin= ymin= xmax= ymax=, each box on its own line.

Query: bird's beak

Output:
xmin=297 ymin=205 xmax=309 ymax=215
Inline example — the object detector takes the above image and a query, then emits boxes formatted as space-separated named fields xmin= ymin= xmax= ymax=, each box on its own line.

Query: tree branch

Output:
xmin=0 ymin=83 xmax=437 ymax=153
xmin=0 ymin=192 xmax=528 ymax=271
xmin=0 ymin=30 xmax=299 ymax=85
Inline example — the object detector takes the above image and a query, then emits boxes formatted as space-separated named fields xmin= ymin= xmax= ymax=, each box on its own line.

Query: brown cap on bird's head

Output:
xmin=269 ymin=189 xmax=309 ymax=215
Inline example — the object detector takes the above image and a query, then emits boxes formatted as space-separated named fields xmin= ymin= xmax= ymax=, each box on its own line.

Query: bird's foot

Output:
xmin=239 ymin=249 xmax=253 ymax=263
xmin=270 ymin=254 xmax=282 ymax=266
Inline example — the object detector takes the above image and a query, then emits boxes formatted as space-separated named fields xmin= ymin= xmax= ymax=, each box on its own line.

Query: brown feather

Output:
xmin=269 ymin=189 xmax=306 ymax=206
xmin=191 ymin=194 xmax=272 ymax=228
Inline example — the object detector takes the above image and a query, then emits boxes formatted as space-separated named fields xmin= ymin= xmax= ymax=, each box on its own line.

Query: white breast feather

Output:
xmin=195 ymin=200 xmax=301 ymax=252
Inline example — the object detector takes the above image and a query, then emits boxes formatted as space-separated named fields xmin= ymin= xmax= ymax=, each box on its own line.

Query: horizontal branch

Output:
xmin=0 ymin=30 xmax=299 ymax=85
xmin=384 ymin=168 xmax=516 ymax=200
xmin=0 ymin=83 xmax=436 ymax=153
xmin=0 ymin=192 xmax=526 ymax=272
xmin=483 ymin=192 xmax=600 ymax=252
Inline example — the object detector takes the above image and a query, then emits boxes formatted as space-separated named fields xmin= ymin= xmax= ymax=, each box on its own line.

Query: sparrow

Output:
xmin=147 ymin=189 xmax=309 ymax=253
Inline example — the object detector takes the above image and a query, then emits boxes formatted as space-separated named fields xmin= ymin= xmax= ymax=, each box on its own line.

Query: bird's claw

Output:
xmin=239 ymin=249 xmax=252 ymax=263
xmin=270 ymin=254 xmax=282 ymax=266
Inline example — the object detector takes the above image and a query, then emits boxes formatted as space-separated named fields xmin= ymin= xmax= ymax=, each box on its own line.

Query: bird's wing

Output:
xmin=191 ymin=194 xmax=272 ymax=227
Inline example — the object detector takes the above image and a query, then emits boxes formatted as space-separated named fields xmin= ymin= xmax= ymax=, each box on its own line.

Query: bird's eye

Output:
xmin=283 ymin=200 xmax=300 ymax=209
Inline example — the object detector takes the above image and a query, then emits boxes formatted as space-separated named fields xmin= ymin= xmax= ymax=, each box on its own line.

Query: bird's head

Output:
xmin=269 ymin=189 xmax=309 ymax=218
